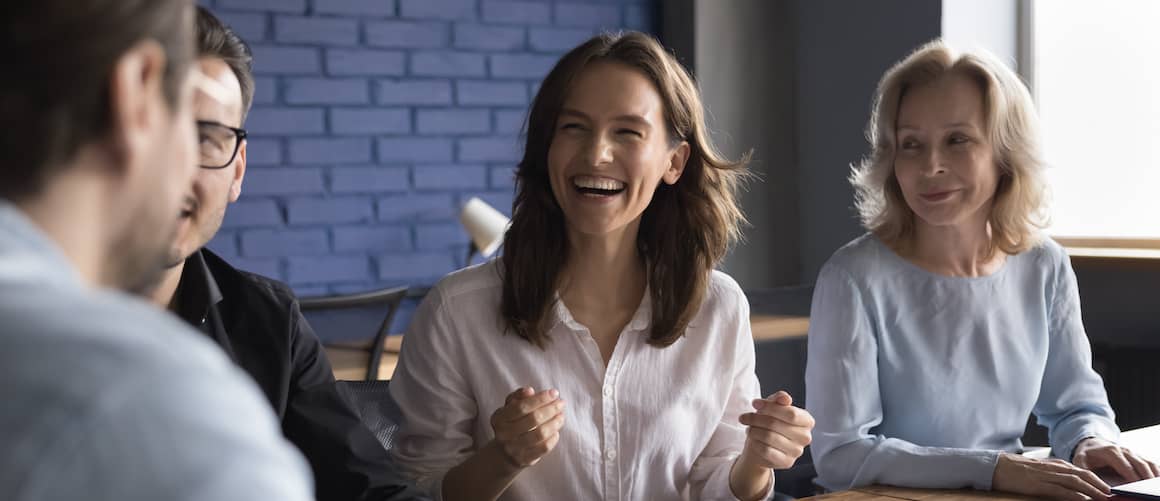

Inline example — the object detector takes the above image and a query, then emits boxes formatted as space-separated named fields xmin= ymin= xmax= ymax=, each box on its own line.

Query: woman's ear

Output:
xmin=663 ymin=142 xmax=690 ymax=185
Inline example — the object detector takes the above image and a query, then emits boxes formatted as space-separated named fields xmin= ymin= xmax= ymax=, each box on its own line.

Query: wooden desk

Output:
xmin=325 ymin=315 xmax=809 ymax=381
xmin=751 ymin=314 xmax=809 ymax=341
xmin=807 ymin=425 xmax=1160 ymax=501
xmin=324 ymin=335 xmax=402 ymax=381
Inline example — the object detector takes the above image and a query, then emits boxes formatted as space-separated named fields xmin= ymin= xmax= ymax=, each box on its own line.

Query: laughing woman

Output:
xmin=388 ymin=32 xmax=814 ymax=501
xmin=806 ymin=40 xmax=1158 ymax=500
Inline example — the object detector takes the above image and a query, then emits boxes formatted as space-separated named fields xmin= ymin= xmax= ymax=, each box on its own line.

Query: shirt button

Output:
xmin=605 ymin=449 xmax=617 ymax=460
xmin=602 ymin=385 xmax=612 ymax=397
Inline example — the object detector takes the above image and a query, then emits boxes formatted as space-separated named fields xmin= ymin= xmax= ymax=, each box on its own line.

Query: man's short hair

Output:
xmin=0 ymin=0 xmax=195 ymax=202
xmin=195 ymin=7 xmax=255 ymax=121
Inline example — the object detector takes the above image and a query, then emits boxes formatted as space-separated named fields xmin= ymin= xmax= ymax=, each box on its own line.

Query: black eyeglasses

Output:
xmin=197 ymin=120 xmax=247 ymax=169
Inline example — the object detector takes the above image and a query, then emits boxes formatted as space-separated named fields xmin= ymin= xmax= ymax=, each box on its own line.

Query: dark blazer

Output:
xmin=173 ymin=248 xmax=428 ymax=501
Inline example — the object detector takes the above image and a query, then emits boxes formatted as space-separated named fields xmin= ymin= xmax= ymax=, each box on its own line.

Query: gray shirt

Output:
xmin=0 ymin=202 xmax=314 ymax=500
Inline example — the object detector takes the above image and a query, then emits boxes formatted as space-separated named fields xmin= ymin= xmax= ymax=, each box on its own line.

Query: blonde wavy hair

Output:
xmin=850 ymin=39 xmax=1049 ymax=256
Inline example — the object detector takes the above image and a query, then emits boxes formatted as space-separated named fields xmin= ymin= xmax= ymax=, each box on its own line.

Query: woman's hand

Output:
xmin=1073 ymin=437 xmax=1159 ymax=484
xmin=487 ymin=386 xmax=566 ymax=470
xmin=730 ymin=391 xmax=815 ymax=501
xmin=993 ymin=452 xmax=1110 ymax=500
xmin=739 ymin=391 xmax=815 ymax=469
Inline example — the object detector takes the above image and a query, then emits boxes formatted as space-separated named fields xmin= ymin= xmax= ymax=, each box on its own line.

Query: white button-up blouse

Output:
xmin=389 ymin=261 xmax=769 ymax=501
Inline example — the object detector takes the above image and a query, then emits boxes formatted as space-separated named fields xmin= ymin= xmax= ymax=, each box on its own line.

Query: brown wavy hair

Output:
xmin=501 ymin=31 xmax=750 ymax=349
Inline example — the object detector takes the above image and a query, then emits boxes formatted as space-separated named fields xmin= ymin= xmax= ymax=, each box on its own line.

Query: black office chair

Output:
xmin=334 ymin=379 xmax=402 ymax=451
xmin=300 ymin=285 xmax=408 ymax=381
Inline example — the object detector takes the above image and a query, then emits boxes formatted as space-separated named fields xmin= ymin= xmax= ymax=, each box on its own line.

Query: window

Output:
xmin=1032 ymin=1 xmax=1160 ymax=244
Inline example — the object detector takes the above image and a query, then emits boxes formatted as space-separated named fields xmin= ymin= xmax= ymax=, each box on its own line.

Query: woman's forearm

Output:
xmin=729 ymin=454 xmax=773 ymax=501
xmin=441 ymin=441 xmax=523 ymax=501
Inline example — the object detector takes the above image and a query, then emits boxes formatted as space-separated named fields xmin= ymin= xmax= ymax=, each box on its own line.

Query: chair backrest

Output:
xmin=299 ymin=285 xmax=408 ymax=345
xmin=334 ymin=379 xmax=403 ymax=451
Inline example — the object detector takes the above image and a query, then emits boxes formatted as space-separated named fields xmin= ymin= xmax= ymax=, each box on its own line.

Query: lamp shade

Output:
xmin=459 ymin=197 xmax=510 ymax=257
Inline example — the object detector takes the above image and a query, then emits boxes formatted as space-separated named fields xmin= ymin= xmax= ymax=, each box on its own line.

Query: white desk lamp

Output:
xmin=459 ymin=197 xmax=510 ymax=266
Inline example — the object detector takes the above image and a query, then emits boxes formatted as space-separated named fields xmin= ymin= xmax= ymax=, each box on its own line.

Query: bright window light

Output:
xmin=1035 ymin=0 xmax=1160 ymax=239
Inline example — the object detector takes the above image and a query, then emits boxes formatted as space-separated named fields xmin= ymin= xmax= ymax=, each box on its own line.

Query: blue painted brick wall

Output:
xmin=201 ymin=0 xmax=656 ymax=336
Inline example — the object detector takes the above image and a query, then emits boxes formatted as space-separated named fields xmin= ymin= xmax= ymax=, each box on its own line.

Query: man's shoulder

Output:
xmin=0 ymin=281 xmax=313 ymax=499
xmin=203 ymin=249 xmax=299 ymax=315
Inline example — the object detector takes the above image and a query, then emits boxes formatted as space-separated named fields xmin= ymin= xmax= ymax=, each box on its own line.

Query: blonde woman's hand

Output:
xmin=1073 ymin=437 xmax=1159 ymax=484
xmin=993 ymin=452 xmax=1111 ymax=501
xmin=487 ymin=387 xmax=566 ymax=470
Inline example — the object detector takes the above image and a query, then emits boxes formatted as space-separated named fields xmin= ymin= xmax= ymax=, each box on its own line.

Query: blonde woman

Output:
xmin=805 ymin=40 xmax=1157 ymax=500
xmin=389 ymin=32 xmax=813 ymax=501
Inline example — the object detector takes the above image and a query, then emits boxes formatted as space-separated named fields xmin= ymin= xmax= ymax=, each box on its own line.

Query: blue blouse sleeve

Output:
xmin=805 ymin=262 xmax=999 ymax=491
xmin=1033 ymin=252 xmax=1119 ymax=460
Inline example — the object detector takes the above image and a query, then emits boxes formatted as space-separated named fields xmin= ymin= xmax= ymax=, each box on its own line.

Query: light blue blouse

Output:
xmin=805 ymin=234 xmax=1119 ymax=491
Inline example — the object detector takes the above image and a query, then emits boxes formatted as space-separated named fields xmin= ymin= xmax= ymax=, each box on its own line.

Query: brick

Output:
xmin=457 ymin=80 xmax=526 ymax=106
xmin=416 ymin=223 xmax=467 ymax=250
xmin=377 ymin=138 xmax=454 ymax=163
xmin=228 ymin=257 xmax=281 ymax=279
xmin=241 ymin=228 xmax=329 ymax=257
xmin=218 ymin=0 xmax=305 ymax=13
xmin=413 ymin=164 xmax=487 ymax=189
xmin=493 ymin=109 xmax=526 ymax=134
xmin=285 ymin=78 xmax=369 ymax=104
xmin=288 ymin=255 xmax=370 ymax=283
xmin=400 ymin=0 xmax=476 ymax=21
xmin=221 ymin=199 xmax=284 ymax=228
xmin=529 ymin=27 xmax=592 ymax=52
xmin=489 ymin=165 xmax=516 ymax=188
xmin=252 ymin=77 xmax=277 ymax=105
xmin=214 ymin=11 xmax=268 ymax=42
xmin=553 ymin=3 xmax=621 ymax=28
xmin=244 ymin=138 xmax=284 ymax=165
xmin=287 ymin=197 xmax=374 ymax=224
xmin=206 ymin=231 xmax=239 ymax=257
xmin=458 ymin=136 xmax=521 ymax=162
xmin=245 ymin=107 xmax=325 ymax=135
xmin=331 ymin=166 xmax=410 ymax=193
xmin=489 ymin=53 xmax=557 ymax=79
xmin=293 ymin=284 xmax=331 ymax=297
xmin=417 ymin=109 xmax=490 ymax=134
xmin=326 ymin=49 xmax=405 ymax=76
xmin=389 ymin=301 xmax=417 ymax=329
xmin=289 ymin=138 xmax=373 ymax=164
xmin=330 ymin=108 xmax=411 ymax=134
xmin=366 ymin=21 xmax=448 ymax=49
xmin=314 ymin=0 xmax=396 ymax=16
xmin=411 ymin=51 xmax=486 ymax=77
xmin=624 ymin=4 xmax=651 ymax=31
xmin=329 ymin=282 xmax=392 ymax=295
xmin=482 ymin=1 xmax=550 ymax=25
xmin=275 ymin=16 xmax=358 ymax=45
xmin=251 ymin=46 xmax=321 ymax=75
xmin=377 ymin=194 xmax=456 ymax=221
xmin=245 ymin=167 xmax=325 ymax=195
xmin=332 ymin=225 xmax=412 ymax=252
xmin=376 ymin=79 xmax=453 ymax=105
xmin=377 ymin=253 xmax=457 ymax=281
xmin=454 ymin=24 xmax=524 ymax=51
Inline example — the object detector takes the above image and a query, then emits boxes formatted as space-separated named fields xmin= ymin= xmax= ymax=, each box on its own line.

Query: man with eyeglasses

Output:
xmin=146 ymin=8 xmax=427 ymax=501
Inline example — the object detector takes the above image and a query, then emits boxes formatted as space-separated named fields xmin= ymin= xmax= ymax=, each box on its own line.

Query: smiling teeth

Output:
xmin=573 ymin=176 xmax=625 ymax=190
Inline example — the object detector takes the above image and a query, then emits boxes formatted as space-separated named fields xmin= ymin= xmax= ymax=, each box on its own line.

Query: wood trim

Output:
xmin=1054 ymin=237 xmax=1160 ymax=250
